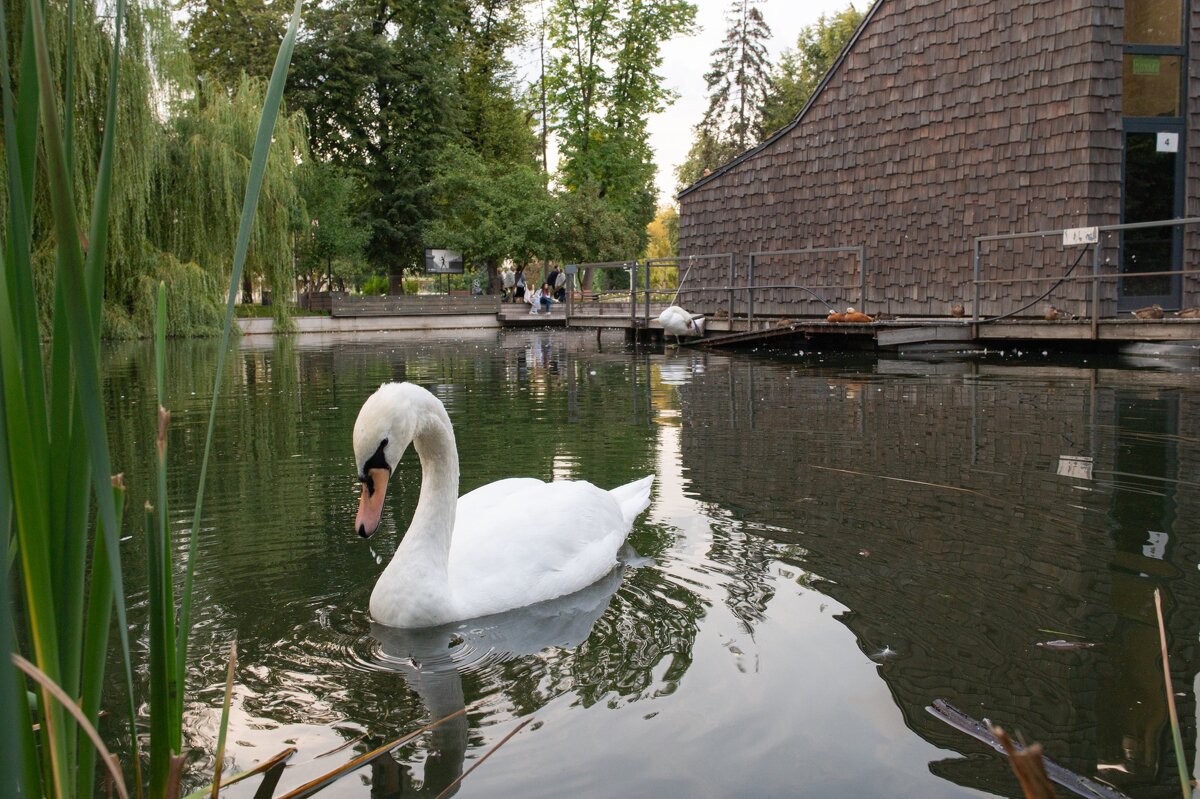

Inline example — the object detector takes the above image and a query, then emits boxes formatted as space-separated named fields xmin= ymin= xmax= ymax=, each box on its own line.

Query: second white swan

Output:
xmin=353 ymin=382 xmax=654 ymax=628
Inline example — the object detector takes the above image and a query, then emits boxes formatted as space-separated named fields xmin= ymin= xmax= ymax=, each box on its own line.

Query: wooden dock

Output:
xmin=273 ymin=293 xmax=1200 ymax=354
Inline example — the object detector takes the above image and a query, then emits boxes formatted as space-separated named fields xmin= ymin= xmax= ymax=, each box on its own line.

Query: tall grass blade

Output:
xmin=157 ymin=283 xmax=167 ymax=401
xmin=1153 ymin=589 xmax=1189 ymax=799
xmin=78 ymin=477 xmax=126 ymax=799
xmin=146 ymin=503 xmax=170 ymax=796
xmin=177 ymin=0 xmax=304 ymax=679
xmin=4 ymin=3 xmax=49 ymax=466
xmin=85 ymin=0 xmax=127 ymax=317
xmin=13 ymin=654 xmax=129 ymax=799
xmin=0 ymin=399 xmax=22 ymax=799
xmin=210 ymin=639 xmax=238 ymax=799
xmin=150 ymin=281 xmax=180 ymax=796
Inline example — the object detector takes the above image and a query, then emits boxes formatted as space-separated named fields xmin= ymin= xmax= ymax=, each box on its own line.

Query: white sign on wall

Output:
xmin=1062 ymin=227 xmax=1099 ymax=246
xmin=1157 ymin=132 xmax=1179 ymax=153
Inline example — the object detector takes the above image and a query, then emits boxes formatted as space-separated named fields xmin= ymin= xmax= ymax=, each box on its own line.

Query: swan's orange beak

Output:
xmin=356 ymin=467 xmax=390 ymax=538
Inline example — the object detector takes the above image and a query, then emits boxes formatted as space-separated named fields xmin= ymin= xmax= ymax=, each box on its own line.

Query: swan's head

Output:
xmin=352 ymin=383 xmax=420 ymax=539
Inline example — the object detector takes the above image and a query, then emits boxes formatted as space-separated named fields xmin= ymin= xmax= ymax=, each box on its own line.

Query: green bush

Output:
xmin=362 ymin=274 xmax=389 ymax=295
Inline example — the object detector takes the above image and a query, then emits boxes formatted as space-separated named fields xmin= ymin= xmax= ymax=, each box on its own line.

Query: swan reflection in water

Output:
xmin=365 ymin=566 xmax=626 ymax=798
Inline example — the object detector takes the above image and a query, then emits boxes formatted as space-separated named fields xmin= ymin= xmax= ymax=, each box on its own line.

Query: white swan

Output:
xmin=353 ymin=382 xmax=655 ymax=628
xmin=657 ymin=305 xmax=706 ymax=345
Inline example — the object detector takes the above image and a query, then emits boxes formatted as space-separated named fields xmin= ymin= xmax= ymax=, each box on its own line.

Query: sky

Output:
xmin=650 ymin=0 xmax=858 ymax=203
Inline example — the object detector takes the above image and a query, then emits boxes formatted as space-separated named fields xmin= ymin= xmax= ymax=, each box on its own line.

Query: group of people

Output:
xmin=500 ymin=265 xmax=568 ymax=315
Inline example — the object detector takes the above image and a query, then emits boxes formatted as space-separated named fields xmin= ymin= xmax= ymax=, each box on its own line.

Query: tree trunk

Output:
xmin=485 ymin=260 xmax=501 ymax=295
xmin=242 ymin=273 xmax=253 ymax=304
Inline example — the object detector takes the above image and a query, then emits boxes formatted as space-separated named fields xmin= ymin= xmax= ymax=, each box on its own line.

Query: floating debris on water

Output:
xmin=1037 ymin=639 xmax=1098 ymax=651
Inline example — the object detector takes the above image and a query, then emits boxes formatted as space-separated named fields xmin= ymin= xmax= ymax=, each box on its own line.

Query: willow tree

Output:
xmin=151 ymin=75 xmax=309 ymax=331
xmin=2 ymin=0 xmax=164 ymax=336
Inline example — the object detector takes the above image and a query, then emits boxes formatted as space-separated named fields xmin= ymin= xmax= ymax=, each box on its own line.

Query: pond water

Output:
xmin=102 ymin=330 xmax=1200 ymax=798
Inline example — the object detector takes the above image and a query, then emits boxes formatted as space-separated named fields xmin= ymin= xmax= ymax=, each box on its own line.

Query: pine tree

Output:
xmin=702 ymin=0 xmax=772 ymax=153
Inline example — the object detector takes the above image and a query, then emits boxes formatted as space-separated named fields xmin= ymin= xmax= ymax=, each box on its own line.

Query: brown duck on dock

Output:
xmin=842 ymin=308 xmax=873 ymax=323
xmin=949 ymin=303 xmax=965 ymax=318
xmin=1043 ymin=305 xmax=1076 ymax=321
xmin=1131 ymin=304 xmax=1164 ymax=319
xmin=1175 ymin=307 xmax=1200 ymax=319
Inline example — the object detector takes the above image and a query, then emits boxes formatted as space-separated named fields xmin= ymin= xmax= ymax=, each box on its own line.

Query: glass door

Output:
xmin=1119 ymin=126 xmax=1183 ymax=311
xmin=1119 ymin=0 xmax=1187 ymax=311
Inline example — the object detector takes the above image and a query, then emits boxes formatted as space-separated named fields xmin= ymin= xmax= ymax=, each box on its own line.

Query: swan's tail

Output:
xmin=610 ymin=475 xmax=655 ymax=525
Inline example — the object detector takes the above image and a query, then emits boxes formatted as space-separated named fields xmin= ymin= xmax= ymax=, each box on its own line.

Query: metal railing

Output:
xmin=746 ymin=246 xmax=866 ymax=327
xmin=638 ymin=254 xmax=735 ymax=324
xmin=565 ymin=255 xmax=737 ymax=328
xmin=972 ymin=217 xmax=1200 ymax=336
xmin=565 ymin=248 xmax=866 ymax=331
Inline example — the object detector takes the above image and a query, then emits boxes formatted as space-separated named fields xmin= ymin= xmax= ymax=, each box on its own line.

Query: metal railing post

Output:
xmin=1090 ymin=239 xmax=1101 ymax=339
xmin=748 ymin=253 xmax=756 ymax=328
xmin=859 ymin=245 xmax=867 ymax=308
xmin=972 ymin=239 xmax=981 ymax=322
xmin=728 ymin=254 xmax=736 ymax=323
xmin=629 ymin=261 xmax=636 ymax=327
xmin=644 ymin=258 xmax=651 ymax=325
xmin=565 ymin=264 xmax=574 ymax=324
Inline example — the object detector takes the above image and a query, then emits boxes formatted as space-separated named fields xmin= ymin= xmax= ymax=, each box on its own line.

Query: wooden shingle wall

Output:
xmin=679 ymin=0 xmax=1134 ymax=318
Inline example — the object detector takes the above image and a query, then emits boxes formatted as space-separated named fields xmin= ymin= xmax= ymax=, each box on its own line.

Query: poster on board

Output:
xmin=424 ymin=249 xmax=464 ymax=274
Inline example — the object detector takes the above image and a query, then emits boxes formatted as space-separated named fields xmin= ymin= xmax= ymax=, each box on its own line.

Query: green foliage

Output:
xmin=288 ymin=0 xmax=466 ymax=274
xmin=759 ymin=2 xmax=866 ymax=136
xmin=296 ymin=159 xmax=370 ymax=282
xmin=424 ymin=143 xmax=555 ymax=290
xmin=458 ymin=0 xmax=540 ymax=164
xmin=674 ymin=123 xmax=742 ymax=191
xmin=183 ymin=0 xmax=286 ymax=86
xmin=553 ymin=180 xmax=643 ymax=264
xmin=546 ymin=0 xmax=697 ymax=258
xmin=3 ymin=0 xmax=315 ymax=339
xmin=702 ymin=0 xmax=772 ymax=152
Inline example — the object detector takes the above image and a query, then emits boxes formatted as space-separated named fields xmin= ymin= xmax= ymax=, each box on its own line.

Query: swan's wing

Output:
xmin=448 ymin=481 xmax=631 ymax=617
xmin=457 ymin=477 xmax=545 ymax=517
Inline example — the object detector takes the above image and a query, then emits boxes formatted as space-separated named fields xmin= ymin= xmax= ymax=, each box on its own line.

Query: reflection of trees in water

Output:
xmin=677 ymin=358 xmax=1200 ymax=795
xmin=703 ymin=519 xmax=777 ymax=633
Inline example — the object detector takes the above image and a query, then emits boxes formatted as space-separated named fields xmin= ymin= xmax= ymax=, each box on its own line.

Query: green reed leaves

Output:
xmin=1 ymin=0 xmax=302 ymax=796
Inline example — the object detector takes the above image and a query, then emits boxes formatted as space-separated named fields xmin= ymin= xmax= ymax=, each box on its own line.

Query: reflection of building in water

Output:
xmin=676 ymin=359 xmax=1200 ymax=795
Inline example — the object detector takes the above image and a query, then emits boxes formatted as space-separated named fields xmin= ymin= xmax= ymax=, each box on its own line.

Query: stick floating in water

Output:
xmin=926 ymin=699 xmax=1131 ymax=799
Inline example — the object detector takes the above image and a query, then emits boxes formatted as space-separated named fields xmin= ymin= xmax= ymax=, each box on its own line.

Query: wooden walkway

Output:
xmin=300 ymin=293 xmax=1200 ymax=350
xmin=690 ymin=317 xmax=1200 ymax=350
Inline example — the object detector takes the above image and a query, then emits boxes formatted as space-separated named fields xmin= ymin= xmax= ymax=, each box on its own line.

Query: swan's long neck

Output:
xmin=405 ymin=407 xmax=459 ymax=566
xmin=377 ymin=398 xmax=460 ymax=623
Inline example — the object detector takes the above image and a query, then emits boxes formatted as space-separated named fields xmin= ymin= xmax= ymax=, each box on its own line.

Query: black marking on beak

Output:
xmin=360 ymin=439 xmax=390 ymax=496
xmin=358 ymin=523 xmax=369 ymax=538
